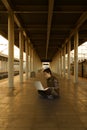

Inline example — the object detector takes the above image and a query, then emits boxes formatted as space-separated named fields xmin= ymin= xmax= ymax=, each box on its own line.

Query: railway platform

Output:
xmin=0 ymin=72 xmax=87 ymax=130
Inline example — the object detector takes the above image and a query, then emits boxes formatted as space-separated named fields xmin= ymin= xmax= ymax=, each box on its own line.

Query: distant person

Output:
xmin=38 ymin=68 xmax=60 ymax=99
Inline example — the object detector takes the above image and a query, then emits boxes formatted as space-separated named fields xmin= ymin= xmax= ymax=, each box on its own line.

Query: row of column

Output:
xmin=8 ymin=11 xmax=42 ymax=88
xmin=51 ymin=31 xmax=78 ymax=83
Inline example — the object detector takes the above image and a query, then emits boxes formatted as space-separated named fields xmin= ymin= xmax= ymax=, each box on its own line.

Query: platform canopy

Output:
xmin=0 ymin=0 xmax=87 ymax=62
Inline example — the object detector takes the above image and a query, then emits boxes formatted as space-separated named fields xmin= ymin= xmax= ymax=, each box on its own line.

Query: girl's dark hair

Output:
xmin=43 ymin=68 xmax=52 ymax=75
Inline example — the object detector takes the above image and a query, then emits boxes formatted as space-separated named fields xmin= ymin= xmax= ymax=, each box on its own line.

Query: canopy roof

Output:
xmin=0 ymin=0 xmax=87 ymax=61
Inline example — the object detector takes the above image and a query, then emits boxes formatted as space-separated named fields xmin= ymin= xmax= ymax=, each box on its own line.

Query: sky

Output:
xmin=0 ymin=35 xmax=26 ymax=61
xmin=70 ymin=42 xmax=87 ymax=60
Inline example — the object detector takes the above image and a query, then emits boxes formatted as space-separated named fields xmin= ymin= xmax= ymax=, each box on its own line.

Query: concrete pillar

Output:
xmin=58 ymin=52 xmax=61 ymax=76
xmin=63 ymin=47 xmax=66 ymax=77
xmin=0 ymin=60 xmax=1 ymax=72
xmin=59 ymin=54 xmax=60 ymax=73
xmin=28 ymin=45 xmax=30 ymax=76
xmin=6 ymin=61 xmax=7 ymax=72
xmin=30 ymin=46 xmax=31 ymax=72
xmin=33 ymin=51 xmax=37 ymax=72
xmin=33 ymin=50 xmax=35 ymax=71
xmin=74 ymin=31 xmax=78 ymax=83
xmin=19 ymin=30 xmax=23 ymax=83
xmin=1 ymin=59 xmax=3 ymax=72
xmin=25 ymin=38 xmax=29 ymax=80
xmin=64 ymin=46 xmax=66 ymax=77
xmin=60 ymin=50 xmax=62 ymax=76
xmin=67 ymin=41 xmax=71 ymax=79
xmin=30 ymin=47 xmax=33 ymax=72
xmin=31 ymin=48 xmax=34 ymax=71
xmin=8 ymin=11 xmax=14 ymax=88
xmin=58 ymin=53 xmax=60 ymax=76
xmin=57 ymin=53 xmax=60 ymax=75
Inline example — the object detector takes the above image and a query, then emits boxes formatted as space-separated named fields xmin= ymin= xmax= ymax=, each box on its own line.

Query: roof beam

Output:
xmin=13 ymin=11 xmax=85 ymax=14
xmin=15 ymin=5 xmax=48 ymax=11
xmin=22 ymin=27 xmax=72 ymax=31
xmin=24 ymin=24 xmax=71 ymax=28
xmin=14 ymin=11 xmax=47 ymax=14
xmin=1 ymin=0 xmax=11 ymax=11
xmin=30 ymin=33 xmax=66 ymax=38
xmin=15 ymin=5 xmax=87 ymax=12
xmin=0 ymin=11 xmax=86 ymax=14
xmin=24 ymin=25 xmax=67 ymax=28
xmin=46 ymin=0 xmax=54 ymax=59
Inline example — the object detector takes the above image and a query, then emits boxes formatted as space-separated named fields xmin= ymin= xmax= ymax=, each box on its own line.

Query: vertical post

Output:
xmin=28 ymin=45 xmax=31 ymax=77
xmin=8 ymin=11 xmax=14 ymax=88
xmin=33 ymin=51 xmax=36 ymax=72
xmin=31 ymin=48 xmax=34 ymax=71
xmin=19 ymin=30 xmax=23 ymax=83
xmin=33 ymin=50 xmax=34 ymax=71
xmin=57 ymin=53 xmax=60 ymax=75
xmin=30 ymin=47 xmax=33 ymax=72
xmin=67 ymin=41 xmax=71 ymax=79
xmin=30 ymin=46 xmax=32 ymax=73
xmin=57 ymin=54 xmax=59 ymax=75
xmin=74 ymin=31 xmax=78 ymax=83
xmin=62 ymin=50 xmax=64 ymax=76
xmin=60 ymin=50 xmax=62 ymax=77
xmin=25 ymin=38 xmax=28 ymax=80
xmin=63 ymin=47 xmax=66 ymax=77
xmin=64 ymin=46 xmax=66 ymax=77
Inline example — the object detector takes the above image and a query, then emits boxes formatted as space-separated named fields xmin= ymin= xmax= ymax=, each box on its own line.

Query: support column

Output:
xmin=30 ymin=47 xmax=33 ymax=72
xmin=60 ymin=50 xmax=62 ymax=77
xmin=58 ymin=53 xmax=60 ymax=76
xmin=57 ymin=53 xmax=60 ymax=75
xmin=19 ymin=30 xmax=23 ymax=83
xmin=25 ymin=38 xmax=28 ymax=80
xmin=63 ymin=47 xmax=66 ymax=77
xmin=28 ymin=45 xmax=31 ymax=76
xmin=74 ymin=31 xmax=78 ymax=83
xmin=32 ymin=48 xmax=34 ymax=71
xmin=8 ymin=11 xmax=14 ymax=88
xmin=67 ymin=41 xmax=71 ymax=79
xmin=33 ymin=51 xmax=37 ymax=72
xmin=33 ymin=51 xmax=34 ymax=71
xmin=30 ymin=46 xmax=32 ymax=72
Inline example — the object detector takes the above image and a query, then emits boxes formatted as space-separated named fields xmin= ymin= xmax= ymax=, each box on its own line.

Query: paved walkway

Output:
xmin=0 ymin=72 xmax=87 ymax=130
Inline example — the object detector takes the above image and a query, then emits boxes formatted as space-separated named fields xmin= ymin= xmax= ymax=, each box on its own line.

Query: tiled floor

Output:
xmin=0 ymin=73 xmax=87 ymax=130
